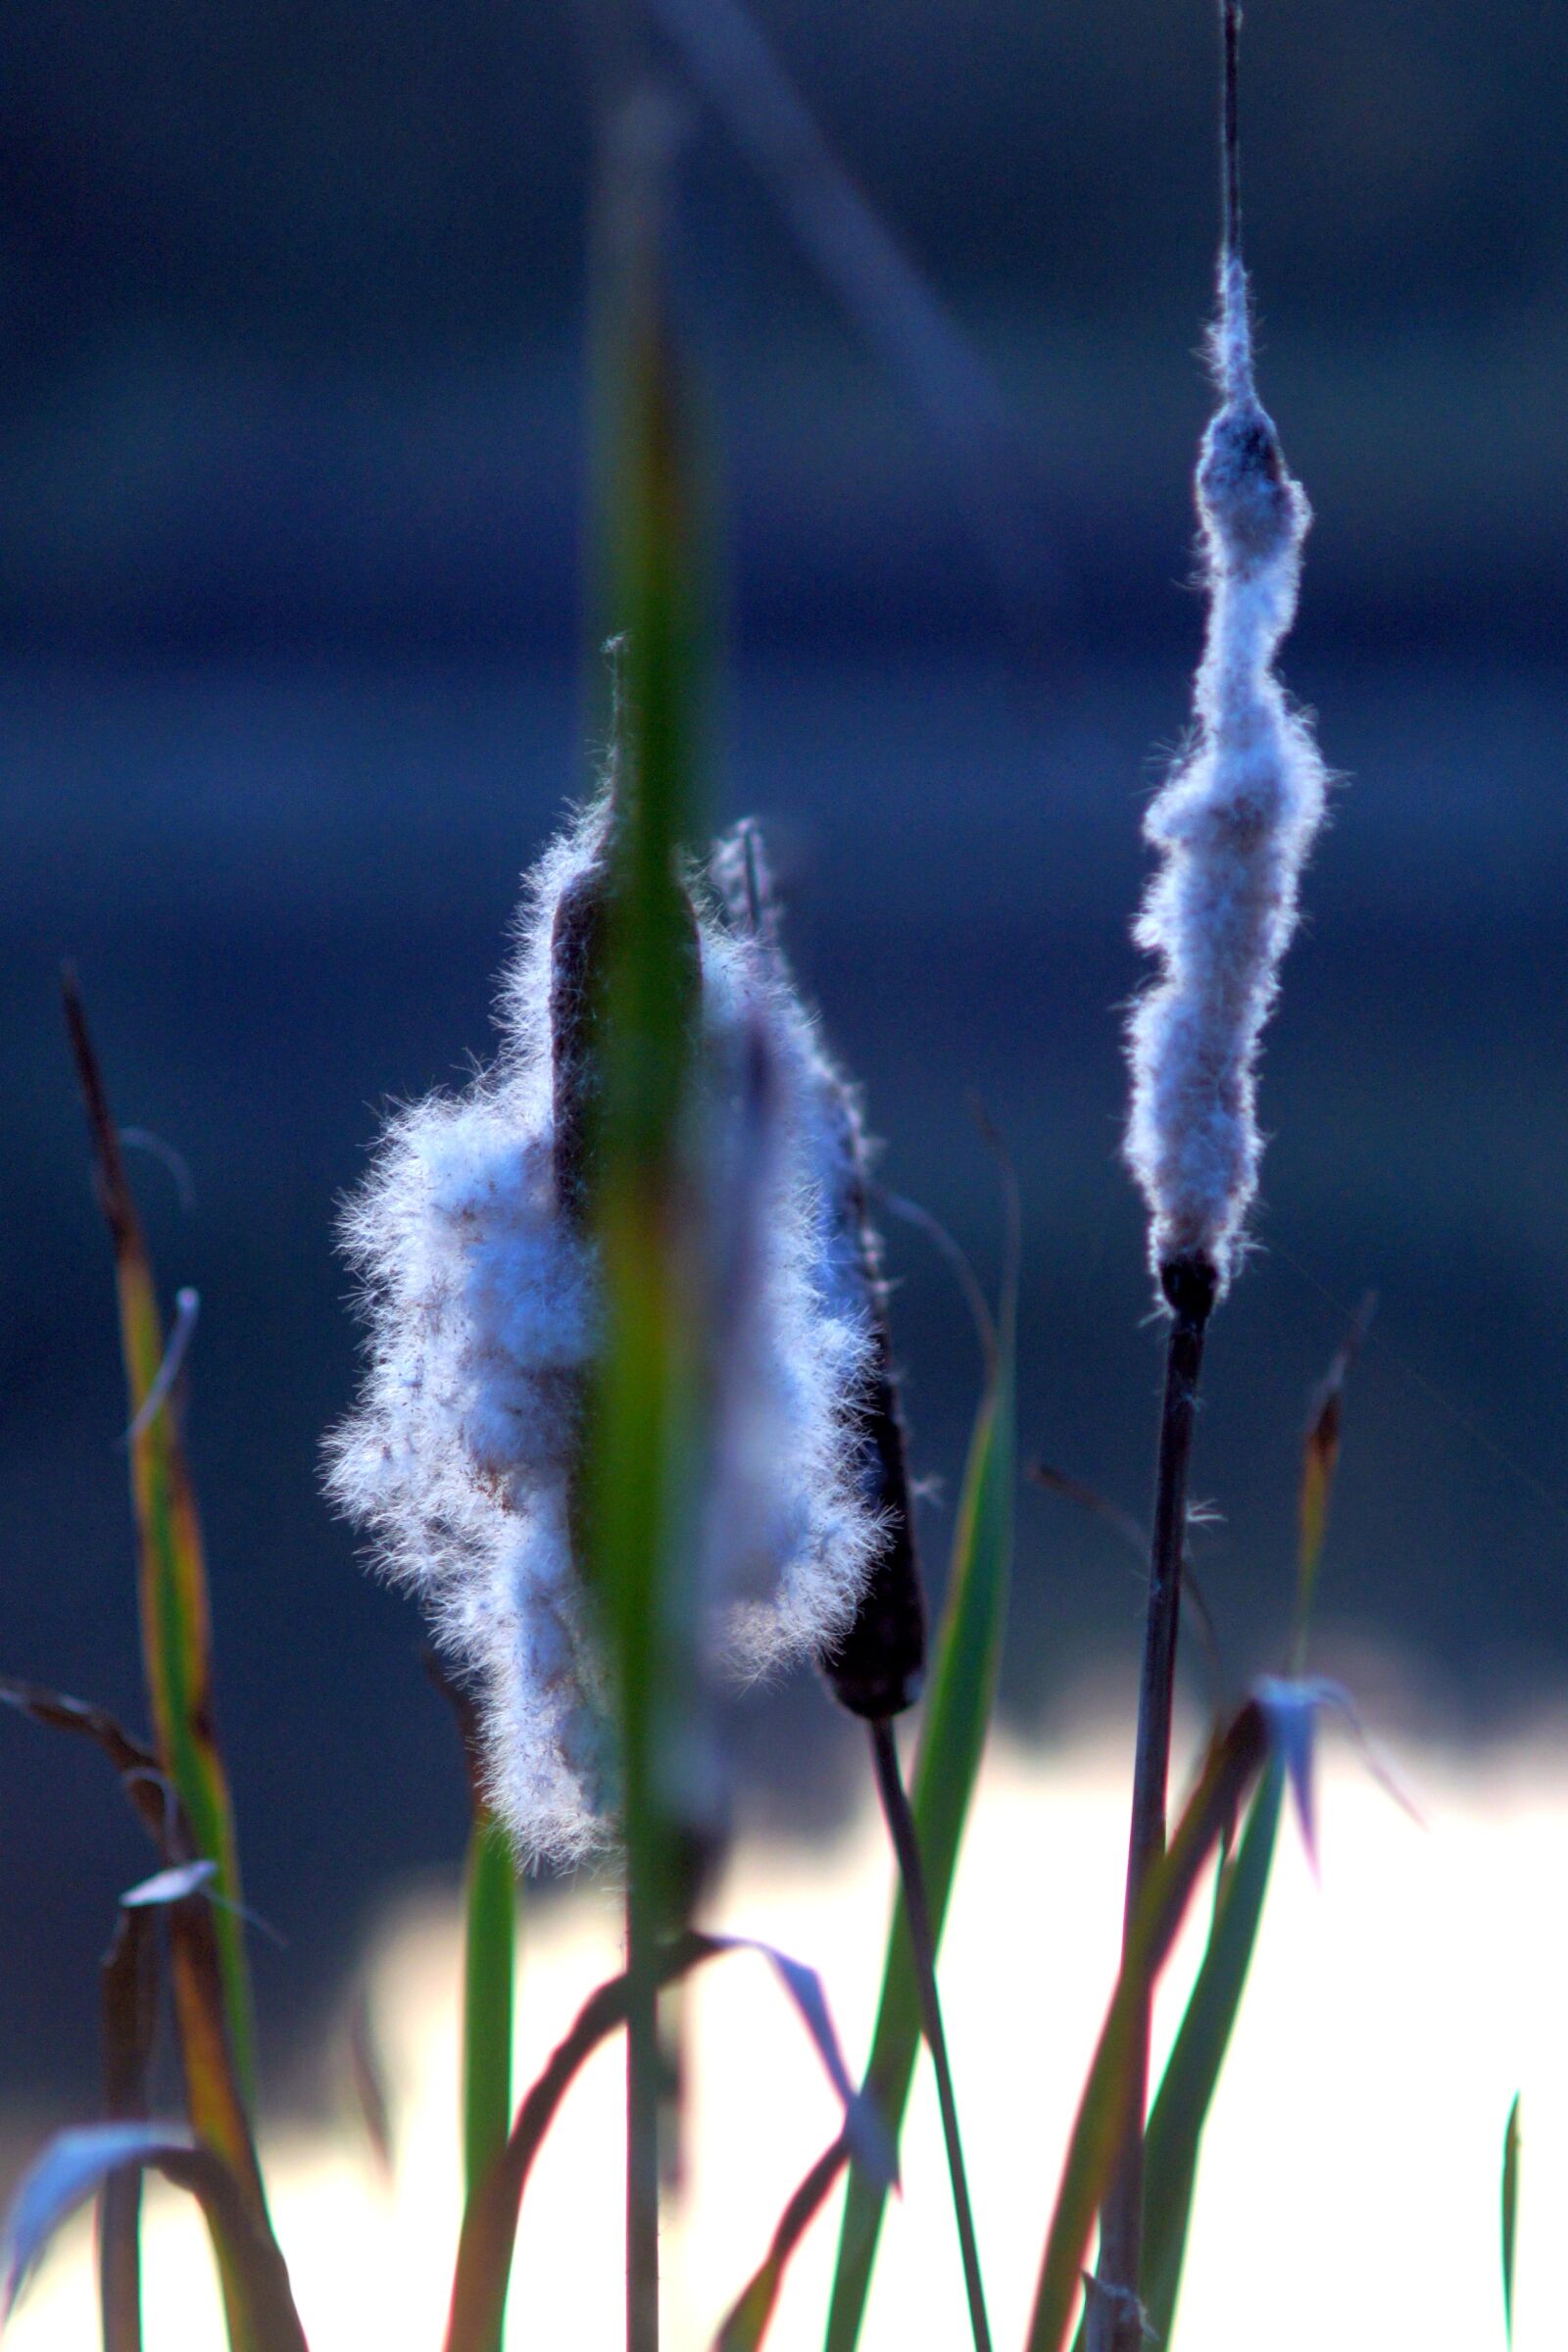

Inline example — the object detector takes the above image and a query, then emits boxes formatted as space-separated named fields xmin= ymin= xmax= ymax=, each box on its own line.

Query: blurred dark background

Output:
xmin=6 ymin=0 xmax=1568 ymax=2115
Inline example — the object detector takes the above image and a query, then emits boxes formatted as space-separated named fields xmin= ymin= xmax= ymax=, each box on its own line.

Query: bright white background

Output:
xmin=11 ymin=1714 xmax=1559 ymax=2351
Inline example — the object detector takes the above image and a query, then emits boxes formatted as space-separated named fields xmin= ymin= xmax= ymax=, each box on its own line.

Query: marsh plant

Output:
xmin=0 ymin=7 xmax=1501 ymax=2352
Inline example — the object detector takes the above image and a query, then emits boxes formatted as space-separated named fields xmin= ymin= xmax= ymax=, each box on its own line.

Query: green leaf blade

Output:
xmin=1024 ymin=1702 xmax=1271 ymax=2352
xmin=1502 ymin=2091 xmax=1521 ymax=2347
xmin=1138 ymin=1759 xmax=1284 ymax=2345
xmin=459 ymin=1808 xmax=517 ymax=2352
xmin=463 ymin=1814 xmax=517 ymax=2203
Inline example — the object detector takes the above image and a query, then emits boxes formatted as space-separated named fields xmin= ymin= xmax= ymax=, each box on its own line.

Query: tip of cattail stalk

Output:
xmin=1203 ymin=0 xmax=1303 ymax=583
xmin=1220 ymin=0 xmax=1243 ymax=267
xmin=1208 ymin=0 xmax=1266 ymax=445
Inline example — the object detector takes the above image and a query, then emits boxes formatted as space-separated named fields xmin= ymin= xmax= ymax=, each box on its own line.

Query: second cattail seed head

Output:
xmin=709 ymin=822 xmax=926 ymax=1724
xmin=327 ymin=792 xmax=912 ymax=1865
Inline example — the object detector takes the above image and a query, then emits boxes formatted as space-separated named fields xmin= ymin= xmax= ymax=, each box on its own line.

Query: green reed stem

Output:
xmin=462 ymin=1809 xmax=517 ymax=2236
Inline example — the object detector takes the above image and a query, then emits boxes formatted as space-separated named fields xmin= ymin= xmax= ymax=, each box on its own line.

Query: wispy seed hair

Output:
xmin=709 ymin=822 xmax=925 ymax=1720
xmin=325 ymin=797 xmax=885 ymax=1866
xmin=1124 ymin=250 xmax=1328 ymax=1298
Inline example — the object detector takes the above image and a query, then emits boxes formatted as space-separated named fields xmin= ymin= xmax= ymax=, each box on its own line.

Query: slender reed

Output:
xmin=711 ymin=820 xmax=992 ymax=2347
xmin=867 ymin=1719 xmax=992 ymax=2352
xmin=1094 ymin=0 xmax=1328 ymax=2338
xmin=1089 ymin=1257 xmax=1213 ymax=2352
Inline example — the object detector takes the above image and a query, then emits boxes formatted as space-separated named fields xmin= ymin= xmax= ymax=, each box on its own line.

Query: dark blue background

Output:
xmin=5 ymin=0 xmax=1568 ymax=2115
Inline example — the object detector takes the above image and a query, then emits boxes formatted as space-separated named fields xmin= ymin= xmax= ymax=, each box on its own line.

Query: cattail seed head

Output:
xmin=710 ymin=822 xmax=926 ymax=1720
xmin=1124 ymin=250 xmax=1328 ymax=1300
xmin=326 ymin=796 xmax=887 ymax=1866
xmin=691 ymin=901 xmax=884 ymax=1674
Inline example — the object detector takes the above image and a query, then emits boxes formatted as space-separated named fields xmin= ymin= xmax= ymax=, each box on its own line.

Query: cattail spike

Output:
xmin=819 ymin=1074 xmax=925 ymax=1719
xmin=1123 ymin=0 xmax=1326 ymax=1303
xmin=823 ymin=1340 xmax=926 ymax=1719
xmin=710 ymin=816 xmax=927 ymax=1719
xmin=328 ymin=793 xmax=882 ymax=1869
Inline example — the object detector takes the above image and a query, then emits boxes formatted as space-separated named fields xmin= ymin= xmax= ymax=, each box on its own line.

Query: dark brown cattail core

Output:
xmin=822 ymin=1157 xmax=927 ymax=1721
xmin=712 ymin=815 xmax=926 ymax=1720
xmin=550 ymin=859 xmax=614 ymax=1231
xmin=824 ymin=1316 xmax=927 ymax=1719
xmin=1160 ymin=1250 xmax=1219 ymax=1327
xmin=550 ymin=843 xmax=705 ymax=1232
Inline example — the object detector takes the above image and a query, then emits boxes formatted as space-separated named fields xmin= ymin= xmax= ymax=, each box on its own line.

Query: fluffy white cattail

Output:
xmin=710 ymin=823 xmax=925 ymax=1719
xmin=1124 ymin=250 xmax=1328 ymax=1298
xmin=697 ymin=831 xmax=885 ymax=1668
xmin=325 ymin=796 xmax=880 ymax=1867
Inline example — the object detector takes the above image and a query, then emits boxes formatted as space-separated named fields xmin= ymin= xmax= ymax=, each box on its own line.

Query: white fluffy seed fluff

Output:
xmin=324 ymin=797 xmax=880 ymax=1867
xmin=1124 ymin=252 xmax=1328 ymax=1298
xmin=702 ymin=826 xmax=886 ymax=1665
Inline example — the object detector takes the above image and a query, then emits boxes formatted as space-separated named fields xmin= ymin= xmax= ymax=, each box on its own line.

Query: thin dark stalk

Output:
xmin=1221 ymin=0 xmax=1242 ymax=266
xmin=1091 ymin=1259 xmax=1213 ymax=2352
xmin=626 ymin=1880 xmax=661 ymax=2352
xmin=1026 ymin=1461 xmax=1226 ymax=1710
xmin=867 ymin=1718 xmax=992 ymax=2352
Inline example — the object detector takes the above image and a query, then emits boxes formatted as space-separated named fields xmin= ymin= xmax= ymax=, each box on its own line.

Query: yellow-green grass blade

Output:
xmin=580 ymin=98 xmax=713 ymax=2352
xmin=824 ymin=1277 xmax=1015 ymax=2352
xmin=1024 ymin=1701 xmax=1272 ymax=2352
xmin=1064 ymin=1765 xmax=1285 ymax=2352
xmin=1501 ymin=2092 xmax=1521 ymax=2346
xmin=424 ymin=1657 xmax=521 ymax=2227
xmin=580 ymin=80 xmax=711 ymax=1947
xmin=463 ymin=1812 xmax=517 ymax=2204
xmin=63 ymin=975 xmax=257 ymax=2108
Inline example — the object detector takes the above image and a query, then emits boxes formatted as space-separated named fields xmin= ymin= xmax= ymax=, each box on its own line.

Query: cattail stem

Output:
xmin=867 ymin=1718 xmax=992 ymax=2352
xmin=1220 ymin=0 xmax=1242 ymax=267
xmin=1091 ymin=1256 xmax=1213 ymax=2352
